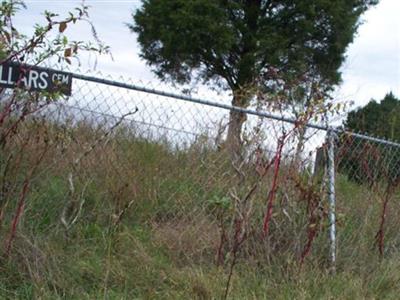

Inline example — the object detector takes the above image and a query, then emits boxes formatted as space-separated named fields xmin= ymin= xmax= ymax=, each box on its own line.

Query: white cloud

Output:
xmin=337 ymin=0 xmax=400 ymax=107
xmin=13 ymin=0 xmax=400 ymax=108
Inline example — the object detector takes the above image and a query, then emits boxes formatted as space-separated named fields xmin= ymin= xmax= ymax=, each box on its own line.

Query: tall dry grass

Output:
xmin=0 ymin=117 xmax=399 ymax=299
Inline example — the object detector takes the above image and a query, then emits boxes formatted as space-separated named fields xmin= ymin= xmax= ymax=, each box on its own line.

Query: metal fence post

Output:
xmin=327 ymin=128 xmax=337 ymax=273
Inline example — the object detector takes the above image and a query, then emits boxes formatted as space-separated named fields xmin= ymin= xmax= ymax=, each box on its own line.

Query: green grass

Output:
xmin=0 ymin=122 xmax=399 ymax=299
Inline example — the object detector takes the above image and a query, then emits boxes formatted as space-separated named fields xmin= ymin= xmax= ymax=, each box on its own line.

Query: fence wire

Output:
xmin=0 ymin=65 xmax=399 ymax=276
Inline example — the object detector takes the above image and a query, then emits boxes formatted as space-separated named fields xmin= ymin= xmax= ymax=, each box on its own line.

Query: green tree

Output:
xmin=345 ymin=92 xmax=400 ymax=141
xmin=338 ymin=92 xmax=400 ymax=184
xmin=129 ymin=0 xmax=377 ymax=157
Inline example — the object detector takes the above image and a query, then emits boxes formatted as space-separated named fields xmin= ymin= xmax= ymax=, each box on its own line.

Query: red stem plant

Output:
xmin=262 ymin=117 xmax=315 ymax=238
xmin=291 ymin=173 xmax=327 ymax=265
xmin=216 ymin=210 xmax=228 ymax=266
xmin=337 ymin=136 xmax=400 ymax=258
xmin=0 ymin=131 xmax=30 ymax=230
xmin=375 ymin=177 xmax=399 ymax=257
xmin=223 ymin=217 xmax=247 ymax=300
xmin=221 ymin=101 xmax=325 ymax=298
xmin=0 ymin=1 xmax=108 ymax=256
xmin=262 ymin=137 xmax=285 ymax=236
xmin=4 ymin=137 xmax=48 ymax=257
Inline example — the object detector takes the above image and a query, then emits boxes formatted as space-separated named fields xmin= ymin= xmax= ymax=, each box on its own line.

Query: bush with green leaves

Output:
xmin=0 ymin=0 xmax=108 ymax=257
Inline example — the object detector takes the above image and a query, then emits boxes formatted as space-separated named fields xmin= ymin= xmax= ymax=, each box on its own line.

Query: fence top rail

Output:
xmin=340 ymin=131 xmax=400 ymax=148
xmin=13 ymin=64 xmax=400 ymax=148
xmin=72 ymin=72 xmax=330 ymax=131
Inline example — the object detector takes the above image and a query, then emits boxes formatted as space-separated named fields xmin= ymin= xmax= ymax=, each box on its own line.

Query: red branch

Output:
xmin=263 ymin=138 xmax=284 ymax=236
xmin=216 ymin=213 xmax=228 ymax=266
xmin=4 ymin=145 xmax=48 ymax=257
xmin=300 ymin=201 xmax=321 ymax=265
xmin=375 ymin=182 xmax=394 ymax=256
xmin=4 ymin=179 xmax=30 ymax=256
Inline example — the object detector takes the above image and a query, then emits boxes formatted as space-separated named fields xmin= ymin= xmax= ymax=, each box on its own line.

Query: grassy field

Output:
xmin=0 ymin=119 xmax=399 ymax=299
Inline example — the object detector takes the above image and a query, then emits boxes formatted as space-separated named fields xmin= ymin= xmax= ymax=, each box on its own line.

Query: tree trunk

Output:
xmin=226 ymin=94 xmax=247 ymax=161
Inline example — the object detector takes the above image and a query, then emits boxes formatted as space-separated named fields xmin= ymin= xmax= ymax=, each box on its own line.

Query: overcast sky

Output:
xmin=15 ymin=0 xmax=400 ymax=110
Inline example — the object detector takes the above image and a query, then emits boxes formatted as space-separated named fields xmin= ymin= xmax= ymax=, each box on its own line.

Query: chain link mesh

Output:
xmin=1 ymin=65 xmax=399 ymax=274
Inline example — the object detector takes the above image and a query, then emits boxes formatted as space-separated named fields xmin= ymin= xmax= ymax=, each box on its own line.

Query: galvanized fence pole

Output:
xmin=326 ymin=128 xmax=337 ymax=273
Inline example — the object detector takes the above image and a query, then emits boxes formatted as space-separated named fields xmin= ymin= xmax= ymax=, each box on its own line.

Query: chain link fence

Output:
xmin=1 ymin=64 xmax=399 ymax=275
